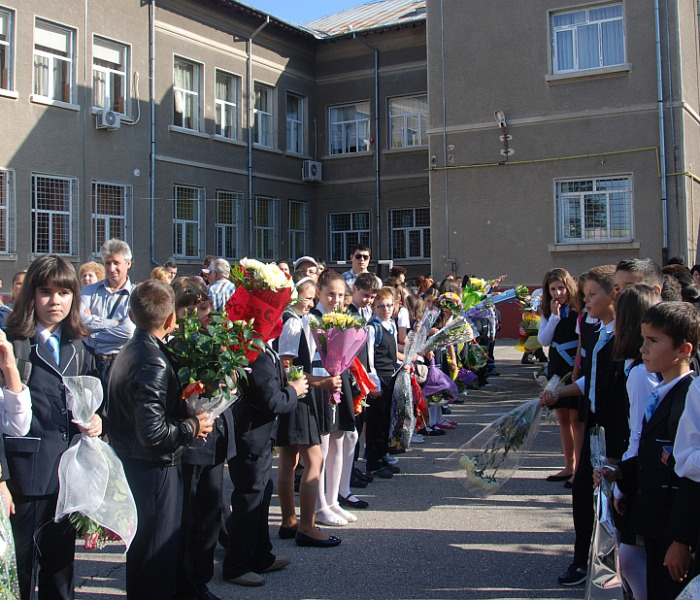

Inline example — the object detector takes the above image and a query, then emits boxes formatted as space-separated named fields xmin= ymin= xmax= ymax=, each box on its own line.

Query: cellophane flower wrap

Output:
xmin=514 ymin=306 xmax=542 ymax=353
xmin=0 ymin=472 xmax=19 ymax=598
xmin=451 ymin=375 xmax=564 ymax=498
xmin=55 ymin=376 xmax=138 ymax=550
xmin=310 ymin=311 xmax=367 ymax=404
xmin=225 ymin=258 xmax=294 ymax=362
xmin=417 ymin=315 xmax=475 ymax=354
xmin=462 ymin=284 xmax=530 ymax=321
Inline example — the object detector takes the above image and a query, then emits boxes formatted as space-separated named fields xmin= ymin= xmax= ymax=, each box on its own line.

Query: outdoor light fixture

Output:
xmin=494 ymin=110 xmax=513 ymax=158
xmin=494 ymin=110 xmax=507 ymax=128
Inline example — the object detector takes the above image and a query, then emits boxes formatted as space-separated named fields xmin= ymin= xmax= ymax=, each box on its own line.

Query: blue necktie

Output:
xmin=46 ymin=334 xmax=60 ymax=365
xmin=589 ymin=327 xmax=612 ymax=413
xmin=645 ymin=388 xmax=662 ymax=422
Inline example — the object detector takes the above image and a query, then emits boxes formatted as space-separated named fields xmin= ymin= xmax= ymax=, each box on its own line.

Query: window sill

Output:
xmin=172 ymin=256 xmax=204 ymax=265
xmin=285 ymin=151 xmax=312 ymax=159
xmin=30 ymin=95 xmax=80 ymax=112
xmin=168 ymin=125 xmax=210 ymax=139
xmin=0 ymin=253 xmax=18 ymax=261
xmin=545 ymin=63 xmax=631 ymax=84
xmin=90 ymin=106 xmax=133 ymax=122
xmin=321 ymin=151 xmax=374 ymax=160
xmin=383 ymin=145 xmax=428 ymax=155
xmin=548 ymin=240 xmax=641 ymax=253
xmin=253 ymin=144 xmax=283 ymax=155
xmin=212 ymin=134 xmax=246 ymax=147
xmin=0 ymin=89 xmax=18 ymax=100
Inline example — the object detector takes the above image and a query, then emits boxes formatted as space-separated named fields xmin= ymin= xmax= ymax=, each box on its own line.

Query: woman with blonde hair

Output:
xmin=78 ymin=261 xmax=105 ymax=288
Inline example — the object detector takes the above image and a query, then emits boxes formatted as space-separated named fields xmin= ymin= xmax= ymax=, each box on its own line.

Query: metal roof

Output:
xmin=304 ymin=0 xmax=426 ymax=38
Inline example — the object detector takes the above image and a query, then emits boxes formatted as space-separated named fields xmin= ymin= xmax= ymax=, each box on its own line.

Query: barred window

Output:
xmin=216 ymin=190 xmax=242 ymax=259
xmin=391 ymin=208 xmax=430 ymax=259
xmin=254 ymin=196 xmax=278 ymax=260
xmin=173 ymin=185 xmax=202 ymax=258
xmin=32 ymin=174 xmax=77 ymax=255
xmin=288 ymin=201 xmax=308 ymax=260
xmin=93 ymin=182 xmax=130 ymax=254
xmin=329 ymin=211 xmax=370 ymax=262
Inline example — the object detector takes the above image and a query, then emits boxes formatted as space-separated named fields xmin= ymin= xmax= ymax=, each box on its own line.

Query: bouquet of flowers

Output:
xmin=451 ymin=375 xmax=564 ymax=497
xmin=55 ymin=376 xmax=138 ymax=550
xmin=417 ymin=316 xmax=475 ymax=354
xmin=310 ymin=311 xmax=367 ymax=404
xmin=226 ymin=258 xmax=295 ymax=362
xmin=438 ymin=292 xmax=463 ymax=316
xmin=0 ymin=471 xmax=19 ymax=598
xmin=462 ymin=277 xmax=489 ymax=310
xmin=514 ymin=306 xmax=542 ymax=353
xmin=349 ymin=358 xmax=376 ymax=414
xmin=462 ymin=284 xmax=530 ymax=321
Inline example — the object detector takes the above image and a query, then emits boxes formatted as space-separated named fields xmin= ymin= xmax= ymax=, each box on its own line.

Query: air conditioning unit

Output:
xmin=302 ymin=160 xmax=322 ymax=182
xmin=96 ymin=109 xmax=121 ymax=130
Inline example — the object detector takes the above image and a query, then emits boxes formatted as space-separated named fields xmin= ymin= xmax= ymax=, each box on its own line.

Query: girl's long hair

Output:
xmin=5 ymin=255 xmax=89 ymax=341
xmin=612 ymin=284 xmax=661 ymax=361
xmin=540 ymin=268 xmax=579 ymax=319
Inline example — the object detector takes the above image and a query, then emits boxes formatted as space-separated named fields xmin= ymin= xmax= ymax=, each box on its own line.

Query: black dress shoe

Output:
xmin=338 ymin=494 xmax=369 ymax=509
xmin=295 ymin=531 xmax=342 ymax=547
xmin=278 ymin=525 xmax=297 ymax=539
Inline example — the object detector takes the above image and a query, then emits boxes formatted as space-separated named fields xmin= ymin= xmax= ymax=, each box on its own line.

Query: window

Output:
xmin=254 ymin=84 xmax=273 ymax=147
xmin=92 ymin=182 xmax=131 ymax=254
xmin=552 ymin=4 xmax=625 ymax=74
xmin=389 ymin=95 xmax=427 ymax=149
xmin=216 ymin=190 xmax=242 ymax=259
xmin=32 ymin=174 xmax=77 ymax=255
xmin=173 ymin=185 xmax=202 ymax=258
xmin=93 ymin=37 xmax=129 ymax=113
xmin=0 ymin=8 xmax=14 ymax=91
xmin=288 ymin=201 xmax=308 ymax=259
xmin=555 ymin=176 xmax=632 ymax=243
xmin=215 ymin=71 xmax=238 ymax=139
xmin=33 ymin=20 xmax=74 ymax=102
xmin=391 ymin=208 xmax=430 ymax=259
xmin=329 ymin=102 xmax=370 ymax=155
xmin=286 ymin=93 xmax=304 ymax=154
xmin=173 ymin=57 xmax=200 ymax=130
xmin=0 ymin=170 xmax=14 ymax=254
xmin=254 ymin=196 xmax=278 ymax=260
xmin=329 ymin=211 xmax=370 ymax=262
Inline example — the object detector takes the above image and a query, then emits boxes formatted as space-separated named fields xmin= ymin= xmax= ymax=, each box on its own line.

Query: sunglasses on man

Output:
xmin=354 ymin=254 xmax=370 ymax=261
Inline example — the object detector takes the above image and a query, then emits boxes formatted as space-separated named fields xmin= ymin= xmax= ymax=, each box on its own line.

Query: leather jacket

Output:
xmin=107 ymin=329 xmax=196 ymax=465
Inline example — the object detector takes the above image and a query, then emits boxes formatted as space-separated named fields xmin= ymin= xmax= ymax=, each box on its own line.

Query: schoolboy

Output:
xmin=107 ymin=280 xmax=214 ymax=600
xmin=348 ymin=272 xmax=379 ymax=322
xmin=606 ymin=301 xmax=700 ymax=599
xmin=614 ymin=258 xmax=664 ymax=294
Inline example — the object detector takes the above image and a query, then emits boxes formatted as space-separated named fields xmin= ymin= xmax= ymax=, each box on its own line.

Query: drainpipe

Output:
xmin=149 ymin=0 xmax=157 ymax=265
xmin=654 ymin=0 xmax=669 ymax=264
xmin=353 ymin=33 xmax=381 ymax=260
xmin=247 ymin=17 xmax=269 ymax=257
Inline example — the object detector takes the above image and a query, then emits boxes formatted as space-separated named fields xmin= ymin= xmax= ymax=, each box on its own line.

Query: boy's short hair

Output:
xmin=171 ymin=276 xmax=208 ymax=312
xmin=585 ymin=264 xmax=616 ymax=295
xmin=642 ymin=301 xmax=700 ymax=355
xmin=616 ymin=258 xmax=663 ymax=289
xmin=349 ymin=243 xmax=371 ymax=257
xmin=130 ymin=280 xmax=175 ymax=331
xmin=373 ymin=287 xmax=395 ymax=304
xmin=317 ymin=268 xmax=344 ymax=289
xmin=354 ymin=272 xmax=380 ymax=292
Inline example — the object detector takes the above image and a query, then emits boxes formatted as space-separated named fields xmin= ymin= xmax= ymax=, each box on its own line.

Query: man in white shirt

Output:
xmin=206 ymin=258 xmax=236 ymax=312
xmin=342 ymin=244 xmax=381 ymax=289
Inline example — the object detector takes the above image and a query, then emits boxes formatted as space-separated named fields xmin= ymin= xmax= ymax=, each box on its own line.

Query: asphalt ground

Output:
xmin=74 ymin=340 xmax=586 ymax=600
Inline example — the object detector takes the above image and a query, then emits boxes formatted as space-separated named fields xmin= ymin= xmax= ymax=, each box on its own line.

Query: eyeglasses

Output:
xmin=354 ymin=254 xmax=370 ymax=261
xmin=374 ymin=303 xmax=394 ymax=310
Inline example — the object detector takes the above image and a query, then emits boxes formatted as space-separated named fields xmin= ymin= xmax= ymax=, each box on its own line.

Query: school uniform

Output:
xmin=538 ymin=306 xmax=579 ymax=409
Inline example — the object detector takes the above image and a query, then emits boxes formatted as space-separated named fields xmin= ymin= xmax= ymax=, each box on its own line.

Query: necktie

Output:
xmin=645 ymin=388 xmax=662 ymax=422
xmin=589 ymin=327 xmax=612 ymax=413
xmin=46 ymin=334 xmax=60 ymax=365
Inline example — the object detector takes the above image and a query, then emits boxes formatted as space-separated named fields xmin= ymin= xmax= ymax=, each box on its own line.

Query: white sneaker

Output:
xmin=411 ymin=433 xmax=425 ymax=444
xmin=383 ymin=454 xmax=399 ymax=465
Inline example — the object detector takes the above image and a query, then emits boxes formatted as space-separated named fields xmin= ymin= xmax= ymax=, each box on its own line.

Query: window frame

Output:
xmin=328 ymin=211 xmax=371 ymax=262
xmin=33 ymin=18 xmax=75 ymax=103
xmin=0 ymin=7 xmax=14 ymax=92
xmin=254 ymin=83 xmax=274 ymax=148
xmin=92 ymin=36 xmax=130 ymax=115
xmin=288 ymin=200 xmax=309 ymax=260
xmin=173 ymin=56 xmax=201 ymax=131
xmin=286 ymin=92 xmax=305 ymax=154
xmin=328 ymin=101 xmax=371 ymax=155
xmin=388 ymin=94 xmax=428 ymax=149
xmin=31 ymin=173 xmax=78 ymax=256
xmin=390 ymin=207 xmax=431 ymax=260
xmin=173 ymin=184 xmax=203 ymax=259
xmin=92 ymin=181 xmax=132 ymax=255
xmin=215 ymin=70 xmax=239 ymax=140
xmin=0 ymin=169 xmax=15 ymax=254
xmin=215 ymin=189 xmax=242 ymax=260
xmin=253 ymin=195 xmax=279 ymax=260
xmin=555 ymin=175 xmax=633 ymax=244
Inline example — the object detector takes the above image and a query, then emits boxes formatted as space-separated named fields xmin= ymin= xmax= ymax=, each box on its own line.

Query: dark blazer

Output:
xmin=4 ymin=334 xmax=93 ymax=497
xmin=107 ymin=328 xmax=196 ymax=465
xmin=181 ymin=408 xmax=236 ymax=466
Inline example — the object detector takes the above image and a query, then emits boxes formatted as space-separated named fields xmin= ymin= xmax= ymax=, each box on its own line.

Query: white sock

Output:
xmin=428 ymin=405 xmax=440 ymax=427
xmin=317 ymin=433 xmax=330 ymax=512
xmin=323 ymin=430 xmax=344 ymax=509
xmin=329 ymin=503 xmax=357 ymax=522
xmin=618 ymin=543 xmax=647 ymax=600
xmin=338 ymin=429 xmax=358 ymax=499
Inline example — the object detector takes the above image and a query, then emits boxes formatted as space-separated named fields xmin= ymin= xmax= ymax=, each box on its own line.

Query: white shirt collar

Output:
xmin=655 ymin=371 xmax=693 ymax=403
xmin=36 ymin=323 xmax=61 ymax=345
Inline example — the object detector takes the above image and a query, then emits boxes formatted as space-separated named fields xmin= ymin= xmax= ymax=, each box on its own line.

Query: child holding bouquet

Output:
xmin=3 ymin=255 xmax=100 ymax=600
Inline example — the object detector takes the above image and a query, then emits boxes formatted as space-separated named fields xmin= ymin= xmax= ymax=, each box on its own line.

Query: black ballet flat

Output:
xmin=295 ymin=531 xmax=342 ymax=547
xmin=278 ymin=525 xmax=297 ymax=540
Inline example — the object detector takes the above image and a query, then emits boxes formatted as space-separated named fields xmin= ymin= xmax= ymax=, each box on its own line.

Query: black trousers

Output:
xmin=11 ymin=494 xmax=75 ymax=600
xmin=223 ymin=443 xmax=275 ymax=579
xmin=175 ymin=462 xmax=224 ymax=598
xmin=571 ymin=427 xmax=594 ymax=569
xmin=121 ymin=458 xmax=183 ymax=600
xmin=365 ymin=374 xmax=395 ymax=471
xmin=645 ymin=537 xmax=686 ymax=600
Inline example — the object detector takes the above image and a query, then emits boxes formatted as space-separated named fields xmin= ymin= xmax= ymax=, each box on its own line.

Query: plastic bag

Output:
xmin=422 ymin=358 xmax=458 ymax=400
xmin=451 ymin=375 xmax=563 ymax=497
xmin=463 ymin=341 xmax=488 ymax=371
xmin=55 ymin=376 xmax=138 ymax=551
xmin=185 ymin=388 xmax=238 ymax=420
xmin=0 ymin=493 xmax=19 ymax=599
xmin=389 ymin=370 xmax=416 ymax=451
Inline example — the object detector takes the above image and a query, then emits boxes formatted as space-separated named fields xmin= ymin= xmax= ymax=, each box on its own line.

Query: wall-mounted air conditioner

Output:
xmin=96 ymin=109 xmax=121 ymax=130
xmin=302 ymin=160 xmax=322 ymax=182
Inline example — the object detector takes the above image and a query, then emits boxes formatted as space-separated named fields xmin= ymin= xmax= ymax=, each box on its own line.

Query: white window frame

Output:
xmin=173 ymin=56 xmax=201 ymax=131
xmin=254 ymin=83 xmax=274 ymax=148
xmin=92 ymin=181 xmax=132 ymax=255
xmin=0 ymin=8 xmax=14 ymax=92
xmin=253 ymin=196 xmax=279 ymax=260
xmin=288 ymin=201 xmax=309 ymax=260
xmin=31 ymin=173 xmax=78 ymax=256
xmin=33 ymin=19 xmax=75 ymax=103
xmin=216 ymin=190 xmax=242 ymax=259
xmin=215 ymin=70 xmax=238 ymax=139
xmin=93 ymin=36 xmax=129 ymax=114
xmin=328 ymin=211 xmax=371 ymax=262
xmin=329 ymin=102 xmax=370 ymax=155
xmin=555 ymin=175 xmax=633 ymax=243
xmin=0 ymin=169 xmax=15 ymax=254
xmin=286 ymin=93 xmax=305 ymax=154
xmin=388 ymin=95 xmax=428 ymax=149
xmin=173 ymin=185 xmax=203 ymax=259
xmin=551 ymin=3 xmax=625 ymax=74
xmin=390 ymin=207 xmax=430 ymax=260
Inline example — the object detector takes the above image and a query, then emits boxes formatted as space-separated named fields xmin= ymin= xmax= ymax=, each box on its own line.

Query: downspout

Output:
xmin=247 ymin=17 xmax=269 ymax=257
xmin=353 ymin=33 xmax=381 ymax=260
xmin=654 ymin=0 xmax=669 ymax=263
xmin=149 ymin=0 xmax=157 ymax=265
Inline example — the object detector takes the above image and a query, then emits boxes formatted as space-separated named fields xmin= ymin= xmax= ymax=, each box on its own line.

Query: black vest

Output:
xmin=370 ymin=320 xmax=397 ymax=377
xmin=547 ymin=306 xmax=578 ymax=380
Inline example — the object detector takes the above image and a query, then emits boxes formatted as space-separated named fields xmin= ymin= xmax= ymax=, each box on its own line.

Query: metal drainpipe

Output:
xmin=150 ymin=0 xmax=157 ymax=265
xmin=247 ymin=17 xmax=269 ymax=257
xmin=654 ymin=0 xmax=669 ymax=263
xmin=353 ymin=33 xmax=381 ymax=260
